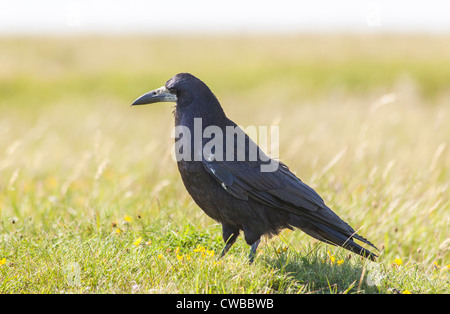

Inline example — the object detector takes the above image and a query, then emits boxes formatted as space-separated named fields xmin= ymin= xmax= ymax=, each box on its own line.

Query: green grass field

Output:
xmin=0 ymin=35 xmax=449 ymax=293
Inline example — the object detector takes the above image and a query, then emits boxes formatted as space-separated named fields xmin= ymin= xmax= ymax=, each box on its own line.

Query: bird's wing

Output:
xmin=200 ymin=123 xmax=326 ymax=211
xmin=202 ymin=156 xmax=326 ymax=212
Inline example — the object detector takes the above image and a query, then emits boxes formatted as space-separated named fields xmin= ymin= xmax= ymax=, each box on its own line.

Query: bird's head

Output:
xmin=131 ymin=73 xmax=211 ymax=108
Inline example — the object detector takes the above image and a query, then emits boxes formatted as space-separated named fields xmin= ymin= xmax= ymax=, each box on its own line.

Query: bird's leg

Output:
xmin=248 ymin=239 xmax=261 ymax=263
xmin=220 ymin=241 xmax=235 ymax=258
xmin=220 ymin=225 xmax=239 ymax=258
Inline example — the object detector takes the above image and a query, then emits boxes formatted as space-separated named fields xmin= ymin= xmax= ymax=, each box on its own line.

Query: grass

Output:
xmin=0 ymin=34 xmax=449 ymax=293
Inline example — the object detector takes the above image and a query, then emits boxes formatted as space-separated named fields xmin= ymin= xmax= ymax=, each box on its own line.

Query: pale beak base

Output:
xmin=131 ymin=86 xmax=177 ymax=106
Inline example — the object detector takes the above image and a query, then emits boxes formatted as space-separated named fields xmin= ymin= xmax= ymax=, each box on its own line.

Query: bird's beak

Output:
xmin=131 ymin=86 xmax=177 ymax=106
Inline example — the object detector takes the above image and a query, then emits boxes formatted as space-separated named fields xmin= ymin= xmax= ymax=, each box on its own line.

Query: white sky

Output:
xmin=1 ymin=0 xmax=450 ymax=34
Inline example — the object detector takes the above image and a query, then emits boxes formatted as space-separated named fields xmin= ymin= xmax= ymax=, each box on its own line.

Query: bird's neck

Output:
xmin=173 ymin=99 xmax=232 ymax=163
xmin=174 ymin=99 xmax=228 ymax=129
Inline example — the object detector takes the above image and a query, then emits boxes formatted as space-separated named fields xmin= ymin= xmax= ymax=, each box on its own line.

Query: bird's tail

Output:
xmin=311 ymin=221 xmax=377 ymax=261
xmin=291 ymin=216 xmax=378 ymax=261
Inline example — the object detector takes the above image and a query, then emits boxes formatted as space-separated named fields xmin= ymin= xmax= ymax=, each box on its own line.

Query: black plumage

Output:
xmin=132 ymin=73 xmax=377 ymax=262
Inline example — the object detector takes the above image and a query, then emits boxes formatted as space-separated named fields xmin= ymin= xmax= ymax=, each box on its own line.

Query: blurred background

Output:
xmin=1 ymin=0 xmax=450 ymax=34
xmin=0 ymin=0 xmax=449 ymax=281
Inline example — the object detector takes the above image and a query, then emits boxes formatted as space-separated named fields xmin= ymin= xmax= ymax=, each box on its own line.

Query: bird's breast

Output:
xmin=176 ymin=160 xmax=244 ymax=226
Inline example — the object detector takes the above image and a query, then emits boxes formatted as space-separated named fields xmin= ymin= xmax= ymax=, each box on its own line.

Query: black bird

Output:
xmin=132 ymin=73 xmax=377 ymax=262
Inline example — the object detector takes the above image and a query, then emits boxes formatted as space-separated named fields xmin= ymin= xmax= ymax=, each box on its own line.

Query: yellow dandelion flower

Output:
xmin=176 ymin=254 xmax=183 ymax=261
xmin=393 ymin=258 xmax=403 ymax=266
xmin=157 ymin=254 xmax=164 ymax=260
xmin=124 ymin=215 xmax=132 ymax=223
xmin=0 ymin=258 xmax=6 ymax=266
xmin=133 ymin=236 xmax=142 ymax=246
xmin=185 ymin=254 xmax=191 ymax=261
xmin=206 ymin=250 xmax=215 ymax=257
xmin=115 ymin=228 xmax=121 ymax=234
xmin=337 ymin=259 xmax=344 ymax=265
xmin=446 ymin=265 xmax=450 ymax=269
xmin=402 ymin=290 xmax=411 ymax=294
xmin=193 ymin=245 xmax=205 ymax=253
xmin=327 ymin=251 xmax=336 ymax=264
